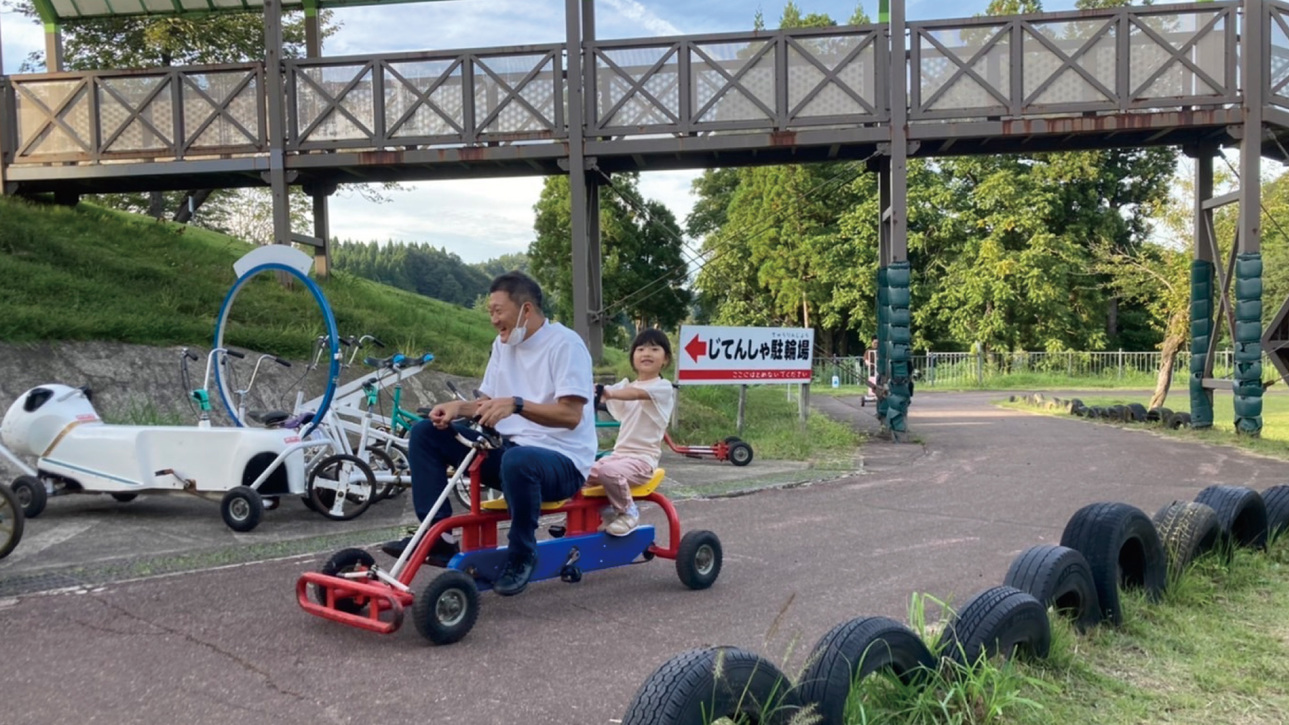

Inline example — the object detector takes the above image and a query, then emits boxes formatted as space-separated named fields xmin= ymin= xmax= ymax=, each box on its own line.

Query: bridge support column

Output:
xmin=877 ymin=0 xmax=911 ymax=439
xmin=264 ymin=0 xmax=292 ymax=249
xmin=0 ymin=77 xmax=10 ymax=196
xmin=1189 ymin=146 xmax=1216 ymax=429
xmin=566 ymin=0 xmax=603 ymax=361
xmin=1234 ymin=0 xmax=1265 ymax=436
xmin=304 ymin=181 xmax=337 ymax=279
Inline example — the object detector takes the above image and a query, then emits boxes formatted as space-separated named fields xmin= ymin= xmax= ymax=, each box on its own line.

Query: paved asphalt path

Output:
xmin=3 ymin=391 xmax=1285 ymax=724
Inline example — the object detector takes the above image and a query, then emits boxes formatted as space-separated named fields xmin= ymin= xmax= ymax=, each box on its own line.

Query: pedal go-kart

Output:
xmin=663 ymin=431 xmax=754 ymax=467
xmin=1 ymin=384 xmax=312 ymax=532
xmin=298 ymin=418 xmax=723 ymax=644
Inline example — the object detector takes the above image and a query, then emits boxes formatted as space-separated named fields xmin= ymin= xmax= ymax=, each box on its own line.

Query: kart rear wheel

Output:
xmin=364 ymin=446 xmax=398 ymax=502
xmin=727 ymin=441 xmax=754 ymax=467
xmin=0 ymin=485 xmax=25 ymax=559
xmin=110 ymin=493 xmax=138 ymax=503
xmin=413 ymin=569 xmax=479 ymax=645
xmin=314 ymin=548 xmax=376 ymax=614
xmin=11 ymin=476 xmax=46 ymax=518
xmin=676 ymin=530 xmax=723 ymax=590
xmin=308 ymin=454 xmax=376 ymax=521
xmin=221 ymin=486 xmax=263 ymax=532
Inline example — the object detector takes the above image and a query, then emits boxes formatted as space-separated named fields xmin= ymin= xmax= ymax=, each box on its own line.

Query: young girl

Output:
xmin=589 ymin=329 xmax=676 ymax=536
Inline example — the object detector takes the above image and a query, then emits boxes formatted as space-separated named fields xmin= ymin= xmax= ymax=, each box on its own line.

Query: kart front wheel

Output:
xmin=11 ymin=476 xmax=47 ymax=518
xmin=413 ymin=569 xmax=479 ymax=645
xmin=221 ymin=486 xmax=263 ymax=532
xmin=727 ymin=441 xmax=754 ymax=467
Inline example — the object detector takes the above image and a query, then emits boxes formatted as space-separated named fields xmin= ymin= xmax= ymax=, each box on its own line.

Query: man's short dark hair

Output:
xmin=490 ymin=271 xmax=544 ymax=311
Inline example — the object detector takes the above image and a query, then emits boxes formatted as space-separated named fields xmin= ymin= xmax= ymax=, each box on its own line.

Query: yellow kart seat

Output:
xmin=582 ymin=469 xmax=665 ymax=499
xmin=480 ymin=498 xmax=569 ymax=512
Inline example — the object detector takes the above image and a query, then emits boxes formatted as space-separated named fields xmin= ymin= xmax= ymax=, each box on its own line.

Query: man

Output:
xmin=381 ymin=271 xmax=597 ymax=596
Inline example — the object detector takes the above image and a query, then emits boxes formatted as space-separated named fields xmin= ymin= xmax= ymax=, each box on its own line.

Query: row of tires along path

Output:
xmin=619 ymin=484 xmax=1289 ymax=725
xmin=1010 ymin=392 xmax=1194 ymax=429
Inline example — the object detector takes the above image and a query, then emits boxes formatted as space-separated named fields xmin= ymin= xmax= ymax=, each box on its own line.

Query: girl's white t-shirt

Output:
xmin=605 ymin=377 xmax=676 ymax=468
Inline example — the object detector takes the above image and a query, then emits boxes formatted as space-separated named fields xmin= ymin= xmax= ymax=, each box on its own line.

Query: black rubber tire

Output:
xmin=1108 ymin=404 xmax=1127 ymax=422
xmin=1127 ymin=403 xmax=1148 ymax=422
xmin=1146 ymin=406 xmax=1172 ymax=424
xmin=676 ymin=530 xmax=722 ymax=590
xmin=1002 ymin=545 xmax=1101 ymax=632
xmin=792 ymin=616 xmax=935 ymax=725
xmin=728 ymin=441 xmax=754 ymax=467
xmin=1068 ymin=398 xmax=1085 ymax=415
xmin=0 ymin=484 xmax=25 ymax=559
xmin=11 ymin=475 xmax=47 ymax=518
xmin=723 ymin=436 xmax=743 ymax=444
xmin=1168 ymin=411 xmax=1192 ymax=429
xmin=1194 ymin=485 xmax=1269 ymax=551
xmin=1086 ymin=406 xmax=1103 ymax=419
xmin=937 ymin=585 xmax=1051 ymax=667
xmin=110 ymin=492 xmax=138 ymax=503
xmin=412 ymin=569 xmax=479 ymax=645
xmin=622 ymin=646 xmax=793 ymax=725
xmin=220 ymin=486 xmax=263 ymax=532
xmin=1152 ymin=501 xmax=1221 ymax=575
xmin=313 ymin=548 xmax=376 ymax=615
xmin=1060 ymin=502 xmax=1168 ymax=625
xmin=307 ymin=454 xmax=375 ymax=521
xmin=1262 ymin=485 xmax=1289 ymax=542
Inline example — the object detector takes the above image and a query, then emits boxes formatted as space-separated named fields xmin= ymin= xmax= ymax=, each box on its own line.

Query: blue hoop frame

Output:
xmin=212 ymin=263 xmax=340 ymax=439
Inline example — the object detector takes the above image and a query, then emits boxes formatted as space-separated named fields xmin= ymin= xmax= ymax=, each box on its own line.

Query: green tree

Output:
xmin=529 ymin=174 xmax=691 ymax=340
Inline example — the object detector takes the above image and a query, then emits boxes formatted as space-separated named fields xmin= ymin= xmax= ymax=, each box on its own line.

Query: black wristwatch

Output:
xmin=513 ymin=396 xmax=525 ymax=416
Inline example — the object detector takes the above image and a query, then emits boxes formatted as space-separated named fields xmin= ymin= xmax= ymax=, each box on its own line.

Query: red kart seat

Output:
xmin=582 ymin=469 xmax=665 ymax=499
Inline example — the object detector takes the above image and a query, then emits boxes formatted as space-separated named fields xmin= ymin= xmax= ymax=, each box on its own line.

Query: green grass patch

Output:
xmin=824 ymin=539 xmax=1289 ymax=724
xmin=0 ymin=196 xmax=629 ymax=377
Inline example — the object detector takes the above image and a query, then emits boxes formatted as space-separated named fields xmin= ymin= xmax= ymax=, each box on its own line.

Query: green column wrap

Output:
xmin=1189 ymin=260 xmax=1214 ymax=428
xmin=1233 ymin=253 xmax=1263 ymax=435
xmin=876 ymin=266 xmax=889 ymax=420
xmin=883 ymin=261 xmax=912 ymax=433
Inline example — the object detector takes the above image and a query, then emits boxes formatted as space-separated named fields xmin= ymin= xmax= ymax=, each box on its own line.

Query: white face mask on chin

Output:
xmin=503 ymin=305 xmax=528 ymax=347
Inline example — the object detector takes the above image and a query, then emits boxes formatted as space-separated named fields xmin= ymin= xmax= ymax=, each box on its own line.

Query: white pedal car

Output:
xmin=2 ymin=384 xmax=311 ymax=531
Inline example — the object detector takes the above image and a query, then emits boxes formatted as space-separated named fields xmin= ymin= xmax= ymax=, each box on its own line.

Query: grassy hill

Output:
xmin=0 ymin=195 xmax=568 ymax=376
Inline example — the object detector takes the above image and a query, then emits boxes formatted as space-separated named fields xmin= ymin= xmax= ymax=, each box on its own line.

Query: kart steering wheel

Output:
xmin=450 ymin=418 xmax=504 ymax=449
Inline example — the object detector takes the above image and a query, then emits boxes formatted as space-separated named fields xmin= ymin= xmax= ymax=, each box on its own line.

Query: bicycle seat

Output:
xmin=363 ymin=354 xmax=405 ymax=369
xmin=250 ymin=409 xmax=291 ymax=426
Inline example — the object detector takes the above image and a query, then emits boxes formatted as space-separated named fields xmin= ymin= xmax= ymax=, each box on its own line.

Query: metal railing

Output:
xmin=813 ymin=349 xmax=1270 ymax=389
xmin=0 ymin=1 xmax=1270 ymax=168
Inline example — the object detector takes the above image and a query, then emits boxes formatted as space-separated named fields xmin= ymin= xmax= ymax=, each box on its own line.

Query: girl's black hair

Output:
xmin=629 ymin=328 xmax=672 ymax=371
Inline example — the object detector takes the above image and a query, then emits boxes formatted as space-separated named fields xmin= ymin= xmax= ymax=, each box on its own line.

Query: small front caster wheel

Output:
xmin=110 ymin=493 xmax=138 ymax=503
xmin=676 ymin=530 xmax=722 ymax=590
xmin=413 ymin=570 xmax=479 ymax=645
xmin=560 ymin=565 xmax=582 ymax=583
xmin=221 ymin=486 xmax=263 ymax=532
xmin=11 ymin=476 xmax=47 ymax=518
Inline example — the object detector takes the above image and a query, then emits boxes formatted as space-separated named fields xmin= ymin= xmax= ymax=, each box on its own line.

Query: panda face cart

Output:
xmin=2 ymin=384 xmax=316 ymax=532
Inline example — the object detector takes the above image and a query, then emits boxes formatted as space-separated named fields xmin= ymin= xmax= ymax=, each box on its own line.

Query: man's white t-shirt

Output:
xmin=605 ymin=377 xmax=676 ymax=469
xmin=479 ymin=320 xmax=597 ymax=479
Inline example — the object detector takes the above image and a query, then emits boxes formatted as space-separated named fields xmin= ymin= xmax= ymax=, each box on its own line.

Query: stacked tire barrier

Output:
xmin=1012 ymin=393 xmax=1195 ymax=431
xmin=1190 ymin=259 xmax=1215 ymax=428
xmin=882 ymin=262 xmax=913 ymax=435
xmin=1233 ymin=253 xmax=1263 ymax=436
xmin=622 ymin=484 xmax=1289 ymax=724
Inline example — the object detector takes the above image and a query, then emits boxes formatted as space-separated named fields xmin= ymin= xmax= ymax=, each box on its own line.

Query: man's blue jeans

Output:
xmin=407 ymin=419 xmax=585 ymax=560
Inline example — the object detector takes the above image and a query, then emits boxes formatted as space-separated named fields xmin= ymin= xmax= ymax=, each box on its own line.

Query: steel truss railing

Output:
xmin=0 ymin=2 xmax=1282 ymax=168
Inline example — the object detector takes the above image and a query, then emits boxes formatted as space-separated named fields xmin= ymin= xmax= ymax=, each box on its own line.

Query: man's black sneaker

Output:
xmin=379 ymin=534 xmax=459 ymax=566
xmin=494 ymin=553 xmax=537 ymax=596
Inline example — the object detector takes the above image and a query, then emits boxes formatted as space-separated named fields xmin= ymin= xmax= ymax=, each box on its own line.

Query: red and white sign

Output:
xmin=677 ymin=325 xmax=814 ymax=385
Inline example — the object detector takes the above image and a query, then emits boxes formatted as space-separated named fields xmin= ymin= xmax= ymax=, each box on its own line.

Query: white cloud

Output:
xmin=598 ymin=0 xmax=682 ymax=37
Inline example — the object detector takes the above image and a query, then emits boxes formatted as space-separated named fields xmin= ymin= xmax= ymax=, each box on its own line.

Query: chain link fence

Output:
xmin=813 ymin=350 xmax=1269 ymax=389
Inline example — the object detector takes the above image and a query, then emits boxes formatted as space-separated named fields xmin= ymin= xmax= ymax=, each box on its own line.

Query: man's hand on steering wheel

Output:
xmin=475 ymin=396 xmax=519 ymax=428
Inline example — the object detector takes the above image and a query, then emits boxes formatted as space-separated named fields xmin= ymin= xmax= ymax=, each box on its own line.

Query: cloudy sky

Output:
xmin=0 ymin=0 xmax=1081 ymax=263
